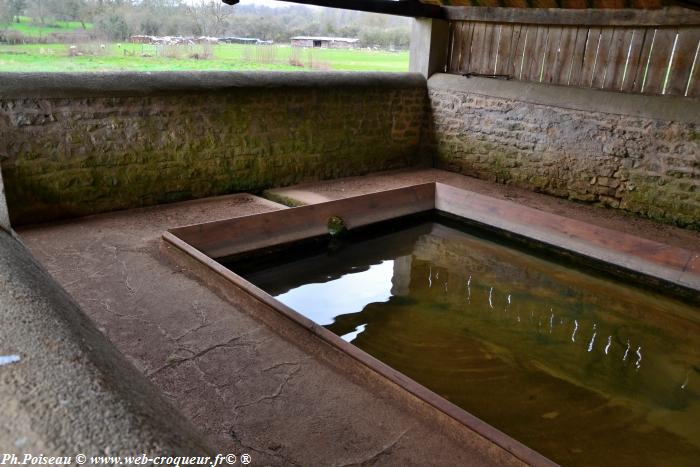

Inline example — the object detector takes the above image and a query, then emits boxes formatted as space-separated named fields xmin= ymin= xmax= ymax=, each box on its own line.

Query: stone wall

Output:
xmin=0 ymin=72 xmax=427 ymax=225
xmin=427 ymin=74 xmax=700 ymax=229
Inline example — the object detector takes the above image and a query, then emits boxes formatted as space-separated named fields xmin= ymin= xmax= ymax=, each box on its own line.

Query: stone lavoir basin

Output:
xmin=162 ymin=183 xmax=700 ymax=467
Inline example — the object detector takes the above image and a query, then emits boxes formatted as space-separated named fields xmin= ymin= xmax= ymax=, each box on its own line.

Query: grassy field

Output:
xmin=0 ymin=43 xmax=409 ymax=72
xmin=2 ymin=16 xmax=92 ymax=37
xmin=0 ymin=17 xmax=408 ymax=72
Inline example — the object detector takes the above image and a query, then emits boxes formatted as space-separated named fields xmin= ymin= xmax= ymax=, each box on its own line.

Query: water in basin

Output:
xmin=228 ymin=216 xmax=700 ymax=466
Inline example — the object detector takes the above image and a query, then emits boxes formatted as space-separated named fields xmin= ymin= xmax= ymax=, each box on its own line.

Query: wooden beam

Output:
xmin=444 ymin=6 xmax=700 ymax=26
xmin=223 ymin=0 xmax=446 ymax=19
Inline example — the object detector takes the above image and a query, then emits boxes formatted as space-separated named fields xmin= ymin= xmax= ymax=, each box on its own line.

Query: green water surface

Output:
xmin=237 ymin=219 xmax=700 ymax=466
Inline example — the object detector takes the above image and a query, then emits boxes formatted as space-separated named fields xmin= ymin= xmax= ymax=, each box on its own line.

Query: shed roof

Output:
xmin=291 ymin=36 xmax=360 ymax=42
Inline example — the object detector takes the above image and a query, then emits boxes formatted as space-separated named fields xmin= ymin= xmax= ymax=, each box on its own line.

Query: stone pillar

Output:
xmin=409 ymin=18 xmax=449 ymax=79
xmin=0 ymin=167 xmax=9 ymax=231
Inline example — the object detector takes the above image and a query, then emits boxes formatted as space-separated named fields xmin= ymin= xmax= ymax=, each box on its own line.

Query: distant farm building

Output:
xmin=290 ymin=36 xmax=359 ymax=49
xmin=218 ymin=37 xmax=273 ymax=45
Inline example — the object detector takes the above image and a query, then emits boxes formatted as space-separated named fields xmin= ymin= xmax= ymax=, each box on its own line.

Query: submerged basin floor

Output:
xmin=233 ymin=216 xmax=700 ymax=467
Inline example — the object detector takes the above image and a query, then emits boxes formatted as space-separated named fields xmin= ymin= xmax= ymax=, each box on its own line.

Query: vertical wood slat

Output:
xmin=543 ymin=26 xmax=564 ymax=83
xmin=619 ymin=28 xmax=648 ymax=92
xmin=525 ymin=26 xmax=549 ymax=82
xmin=512 ymin=24 xmax=534 ymax=80
xmin=631 ymin=28 xmax=656 ymax=93
xmin=468 ymin=22 xmax=487 ymax=74
xmin=551 ymin=26 xmax=578 ymax=85
xmin=686 ymin=39 xmax=700 ymax=97
xmin=461 ymin=22 xmax=476 ymax=73
xmin=665 ymin=28 xmax=700 ymax=96
xmin=643 ymin=27 xmax=678 ymax=94
xmin=591 ymin=27 xmax=616 ymax=88
xmin=602 ymin=28 xmax=634 ymax=90
xmin=500 ymin=24 xmax=523 ymax=77
xmin=494 ymin=24 xmax=514 ymax=76
xmin=580 ymin=27 xmax=603 ymax=87
xmin=567 ymin=26 xmax=590 ymax=86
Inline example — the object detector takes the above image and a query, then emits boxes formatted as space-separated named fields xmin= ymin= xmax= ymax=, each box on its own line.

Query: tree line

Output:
xmin=0 ymin=0 xmax=411 ymax=49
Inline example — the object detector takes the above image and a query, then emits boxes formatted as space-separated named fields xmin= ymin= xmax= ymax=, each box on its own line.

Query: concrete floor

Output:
xmin=18 ymin=168 xmax=700 ymax=466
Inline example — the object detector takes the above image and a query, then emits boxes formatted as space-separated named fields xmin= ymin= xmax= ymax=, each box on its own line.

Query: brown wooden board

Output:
xmin=525 ymin=26 xmax=550 ymax=82
xmin=479 ymin=22 xmax=500 ymax=75
xmin=665 ymin=28 xmax=700 ymax=96
xmin=591 ymin=27 xmax=616 ymax=89
xmin=499 ymin=23 xmax=522 ymax=78
xmin=543 ymin=26 xmax=564 ymax=83
xmin=550 ymin=26 xmax=577 ymax=85
xmin=469 ymin=22 xmax=488 ymax=74
xmin=631 ymin=28 xmax=656 ymax=93
xmin=493 ymin=24 xmax=511 ymax=76
xmin=447 ymin=23 xmax=459 ymax=72
xmin=453 ymin=22 xmax=467 ymax=73
xmin=620 ymin=28 xmax=649 ymax=92
xmin=643 ymin=27 xmax=678 ymax=94
xmin=580 ymin=27 xmax=603 ymax=87
xmin=513 ymin=24 xmax=536 ymax=80
xmin=602 ymin=28 xmax=634 ymax=91
xmin=444 ymin=6 xmax=700 ymax=27
xmin=686 ymin=40 xmax=700 ymax=97
xmin=566 ymin=26 xmax=589 ymax=86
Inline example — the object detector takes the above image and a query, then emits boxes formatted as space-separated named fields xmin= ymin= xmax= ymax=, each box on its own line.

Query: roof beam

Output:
xmin=221 ymin=0 xmax=445 ymax=19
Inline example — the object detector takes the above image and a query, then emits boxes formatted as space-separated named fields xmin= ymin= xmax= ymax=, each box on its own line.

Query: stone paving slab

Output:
xmin=18 ymin=193 xmax=523 ymax=467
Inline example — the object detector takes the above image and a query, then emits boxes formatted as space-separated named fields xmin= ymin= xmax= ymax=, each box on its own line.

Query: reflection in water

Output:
xmin=240 ymin=221 xmax=700 ymax=466
xmin=276 ymin=260 xmax=394 ymax=325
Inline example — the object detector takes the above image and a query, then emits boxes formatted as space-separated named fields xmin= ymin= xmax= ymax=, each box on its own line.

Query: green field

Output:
xmin=0 ymin=17 xmax=408 ymax=72
xmin=1 ymin=16 xmax=92 ymax=37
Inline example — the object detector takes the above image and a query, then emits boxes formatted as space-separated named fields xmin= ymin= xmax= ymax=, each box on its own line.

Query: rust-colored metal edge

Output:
xmin=161 ymin=230 xmax=558 ymax=467
xmin=168 ymin=183 xmax=436 ymax=260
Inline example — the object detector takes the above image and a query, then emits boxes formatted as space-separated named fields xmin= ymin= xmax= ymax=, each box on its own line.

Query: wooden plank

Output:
xmin=619 ymin=28 xmax=648 ymax=92
xmin=512 ymin=24 xmax=534 ymax=80
xmin=496 ymin=24 xmax=522 ymax=76
xmin=601 ymin=28 xmax=634 ymax=90
xmin=665 ymin=28 xmax=700 ymax=96
xmin=447 ymin=21 xmax=457 ymax=72
xmin=643 ymin=27 xmax=678 ymax=94
xmin=685 ymin=38 xmax=700 ymax=97
xmin=580 ymin=27 xmax=603 ymax=87
xmin=630 ymin=28 xmax=656 ymax=93
xmin=543 ymin=26 xmax=564 ymax=83
xmin=500 ymin=23 xmax=523 ymax=78
xmin=450 ymin=22 xmax=465 ymax=73
xmin=468 ymin=22 xmax=487 ymax=74
xmin=525 ymin=26 xmax=550 ymax=82
xmin=591 ymin=27 xmax=616 ymax=89
xmin=444 ymin=6 xmax=700 ymax=26
xmin=564 ymin=26 xmax=588 ymax=86
xmin=479 ymin=23 xmax=500 ymax=74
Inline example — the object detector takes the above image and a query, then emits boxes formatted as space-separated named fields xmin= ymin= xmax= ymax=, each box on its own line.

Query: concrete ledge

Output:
xmin=0 ymin=71 xmax=427 ymax=99
xmin=0 ymin=229 xmax=211 ymax=457
xmin=428 ymin=73 xmax=700 ymax=124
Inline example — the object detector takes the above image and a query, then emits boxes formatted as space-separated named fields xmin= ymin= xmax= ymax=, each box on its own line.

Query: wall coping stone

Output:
xmin=0 ymin=71 xmax=426 ymax=99
xmin=428 ymin=73 xmax=700 ymax=125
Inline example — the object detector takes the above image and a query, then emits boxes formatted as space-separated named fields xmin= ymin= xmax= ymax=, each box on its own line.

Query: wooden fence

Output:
xmin=445 ymin=8 xmax=700 ymax=98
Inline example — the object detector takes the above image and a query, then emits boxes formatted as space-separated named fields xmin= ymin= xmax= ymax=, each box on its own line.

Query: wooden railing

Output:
xmin=445 ymin=7 xmax=700 ymax=98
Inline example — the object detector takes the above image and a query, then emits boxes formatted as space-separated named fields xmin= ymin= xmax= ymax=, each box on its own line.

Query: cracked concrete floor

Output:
xmin=18 ymin=193 xmax=522 ymax=467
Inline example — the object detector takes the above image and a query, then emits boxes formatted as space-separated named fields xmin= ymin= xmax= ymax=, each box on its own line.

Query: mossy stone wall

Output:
xmin=0 ymin=73 xmax=427 ymax=225
xmin=427 ymin=75 xmax=700 ymax=229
